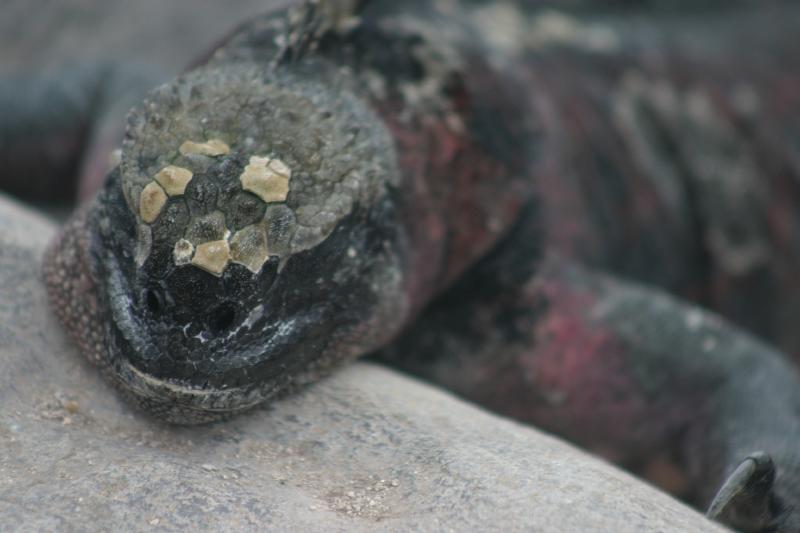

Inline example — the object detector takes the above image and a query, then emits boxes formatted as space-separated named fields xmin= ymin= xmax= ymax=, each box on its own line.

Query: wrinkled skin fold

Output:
xmin=0 ymin=0 xmax=796 ymax=531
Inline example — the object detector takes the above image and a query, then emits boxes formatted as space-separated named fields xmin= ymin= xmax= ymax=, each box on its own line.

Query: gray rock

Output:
xmin=0 ymin=193 xmax=724 ymax=532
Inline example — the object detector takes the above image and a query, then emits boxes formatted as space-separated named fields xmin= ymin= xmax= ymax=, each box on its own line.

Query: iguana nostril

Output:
xmin=206 ymin=303 xmax=237 ymax=336
xmin=145 ymin=289 xmax=162 ymax=314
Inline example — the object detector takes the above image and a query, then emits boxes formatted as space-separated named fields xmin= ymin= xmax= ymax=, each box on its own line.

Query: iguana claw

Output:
xmin=707 ymin=452 xmax=784 ymax=532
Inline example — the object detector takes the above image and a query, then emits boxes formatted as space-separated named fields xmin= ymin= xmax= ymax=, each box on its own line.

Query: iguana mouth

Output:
xmin=43 ymin=196 xmax=373 ymax=424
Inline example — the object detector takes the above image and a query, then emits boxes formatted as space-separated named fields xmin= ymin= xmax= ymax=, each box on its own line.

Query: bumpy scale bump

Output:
xmin=139 ymin=182 xmax=168 ymax=224
xmin=240 ymin=156 xmax=292 ymax=203
xmin=185 ymin=211 xmax=228 ymax=244
xmin=230 ymin=224 xmax=270 ymax=274
xmin=173 ymin=239 xmax=195 ymax=266
xmin=154 ymin=165 xmax=194 ymax=196
xmin=179 ymin=139 xmax=231 ymax=157
xmin=191 ymin=240 xmax=231 ymax=276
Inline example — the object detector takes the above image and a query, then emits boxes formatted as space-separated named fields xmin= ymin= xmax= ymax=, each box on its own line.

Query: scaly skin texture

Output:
xmin=3 ymin=0 xmax=796 ymax=530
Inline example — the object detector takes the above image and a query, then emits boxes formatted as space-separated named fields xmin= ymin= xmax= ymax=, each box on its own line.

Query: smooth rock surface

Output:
xmin=0 ymin=194 xmax=726 ymax=531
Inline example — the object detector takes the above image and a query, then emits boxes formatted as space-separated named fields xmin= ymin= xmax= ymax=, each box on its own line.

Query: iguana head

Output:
xmin=46 ymin=63 xmax=408 ymax=423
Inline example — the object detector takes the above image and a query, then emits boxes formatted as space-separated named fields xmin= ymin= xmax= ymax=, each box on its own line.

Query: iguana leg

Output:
xmin=377 ymin=254 xmax=800 ymax=531
xmin=0 ymin=63 xmax=162 ymax=204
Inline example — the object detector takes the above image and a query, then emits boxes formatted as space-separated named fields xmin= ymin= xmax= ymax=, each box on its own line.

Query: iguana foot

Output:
xmin=707 ymin=452 xmax=784 ymax=532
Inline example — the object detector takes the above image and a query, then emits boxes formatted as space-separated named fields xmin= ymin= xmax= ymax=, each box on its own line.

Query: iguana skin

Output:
xmin=2 ymin=1 xmax=798 ymax=531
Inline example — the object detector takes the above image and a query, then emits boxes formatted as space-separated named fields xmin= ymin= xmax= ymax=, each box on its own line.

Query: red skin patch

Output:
xmin=373 ymin=91 xmax=529 ymax=315
xmin=456 ymin=269 xmax=693 ymax=462
xmin=526 ymin=278 xmax=645 ymax=449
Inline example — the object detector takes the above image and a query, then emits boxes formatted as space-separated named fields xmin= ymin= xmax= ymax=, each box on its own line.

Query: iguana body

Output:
xmin=2 ymin=1 xmax=800 ymax=530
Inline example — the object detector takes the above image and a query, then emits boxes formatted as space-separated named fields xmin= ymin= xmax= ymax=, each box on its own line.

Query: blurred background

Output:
xmin=0 ymin=0 xmax=281 ymax=72
xmin=0 ymin=0 xmax=292 ymax=212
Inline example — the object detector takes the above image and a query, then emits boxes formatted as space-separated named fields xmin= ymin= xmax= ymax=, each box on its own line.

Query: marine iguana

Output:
xmin=2 ymin=0 xmax=799 ymax=530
